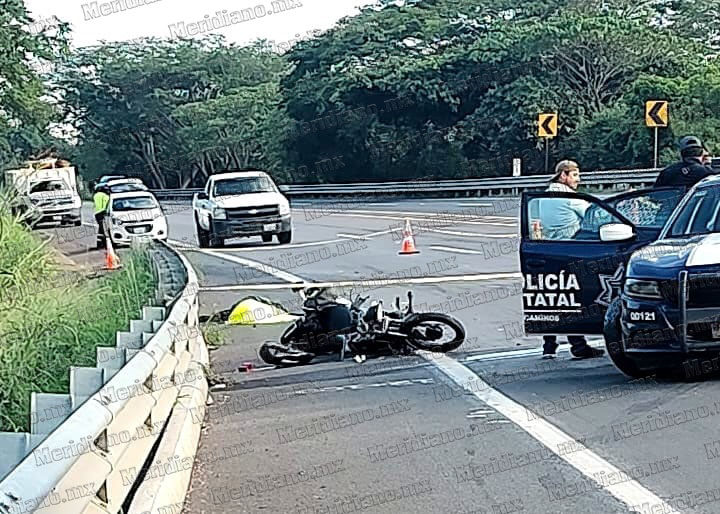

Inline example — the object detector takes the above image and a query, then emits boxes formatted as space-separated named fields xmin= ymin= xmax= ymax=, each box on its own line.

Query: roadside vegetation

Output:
xmin=0 ymin=194 xmax=156 ymax=431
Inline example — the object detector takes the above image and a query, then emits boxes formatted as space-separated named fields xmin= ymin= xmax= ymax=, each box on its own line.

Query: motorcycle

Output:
xmin=258 ymin=287 xmax=466 ymax=366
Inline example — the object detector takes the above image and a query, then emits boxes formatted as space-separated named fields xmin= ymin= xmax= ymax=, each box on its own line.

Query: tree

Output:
xmin=0 ymin=1 xmax=69 ymax=169
xmin=57 ymin=36 xmax=289 ymax=187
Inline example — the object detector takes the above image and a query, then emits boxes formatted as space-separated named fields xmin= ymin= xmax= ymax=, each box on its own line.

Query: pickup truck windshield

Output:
xmin=112 ymin=197 xmax=158 ymax=211
xmin=667 ymin=185 xmax=720 ymax=237
xmin=213 ymin=177 xmax=276 ymax=196
xmin=30 ymin=180 xmax=69 ymax=193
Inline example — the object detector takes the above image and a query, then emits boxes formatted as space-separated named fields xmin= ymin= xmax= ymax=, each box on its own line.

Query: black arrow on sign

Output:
xmin=648 ymin=102 xmax=666 ymax=125
xmin=541 ymin=115 xmax=555 ymax=135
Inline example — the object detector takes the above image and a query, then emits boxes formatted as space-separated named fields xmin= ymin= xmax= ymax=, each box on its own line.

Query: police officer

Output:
xmin=93 ymin=184 xmax=110 ymax=247
xmin=654 ymin=136 xmax=717 ymax=188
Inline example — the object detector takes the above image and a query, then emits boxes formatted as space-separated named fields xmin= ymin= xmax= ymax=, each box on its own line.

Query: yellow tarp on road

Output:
xmin=227 ymin=296 xmax=300 ymax=325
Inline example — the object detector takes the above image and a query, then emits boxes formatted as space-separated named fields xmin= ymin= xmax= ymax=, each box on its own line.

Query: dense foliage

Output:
xmin=5 ymin=0 xmax=720 ymax=185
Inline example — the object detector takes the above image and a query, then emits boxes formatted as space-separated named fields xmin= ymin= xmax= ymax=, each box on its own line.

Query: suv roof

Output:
xmin=110 ymin=191 xmax=156 ymax=200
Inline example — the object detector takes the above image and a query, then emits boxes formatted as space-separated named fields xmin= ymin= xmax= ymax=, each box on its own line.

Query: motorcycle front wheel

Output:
xmin=402 ymin=313 xmax=465 ymax=353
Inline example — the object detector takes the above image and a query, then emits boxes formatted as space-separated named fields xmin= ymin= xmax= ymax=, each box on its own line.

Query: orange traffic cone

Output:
xmin=398 ymin=218 xmax=420 ymax=255
xmin=104 ymin=236 xmax=122 ymax=270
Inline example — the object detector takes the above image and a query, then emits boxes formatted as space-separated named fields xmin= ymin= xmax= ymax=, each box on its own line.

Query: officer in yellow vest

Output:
xmin=93 ymin=185 xmax=110 ymax=244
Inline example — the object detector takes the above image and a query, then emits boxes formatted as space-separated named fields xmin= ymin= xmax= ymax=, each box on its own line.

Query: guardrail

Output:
xmin=0 ymin=241 xmax=208 ymax=514
xmin=150 ymin=168 xmax=661 ymax=200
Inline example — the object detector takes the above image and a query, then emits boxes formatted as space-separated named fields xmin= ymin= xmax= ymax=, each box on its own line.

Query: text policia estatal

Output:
xmin=522 ymin=272 xmax=581 ymax=309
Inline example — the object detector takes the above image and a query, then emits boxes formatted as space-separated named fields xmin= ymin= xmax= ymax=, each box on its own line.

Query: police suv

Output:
xmin=520 ymin=179 xmax=720 ymax=377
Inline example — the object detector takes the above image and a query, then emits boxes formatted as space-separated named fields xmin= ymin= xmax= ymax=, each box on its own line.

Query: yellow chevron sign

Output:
xmin=645 ymin=101 xmax=668 ymax=127
xmin=538 ymin=113 xmax=558 ymax=137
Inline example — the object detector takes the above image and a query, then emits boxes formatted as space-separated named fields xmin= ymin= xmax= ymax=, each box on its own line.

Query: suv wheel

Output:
xmin=262 ymin=234 xmax=273 ymax=243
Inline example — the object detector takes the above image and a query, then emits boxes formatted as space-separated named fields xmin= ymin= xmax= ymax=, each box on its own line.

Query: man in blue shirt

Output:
xmin=539 ymin=160 xmax=605 ymax=360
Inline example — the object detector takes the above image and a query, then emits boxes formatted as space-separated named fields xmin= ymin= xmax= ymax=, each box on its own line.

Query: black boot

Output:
xmin=570 ymin=345 xmax=605 ymax=359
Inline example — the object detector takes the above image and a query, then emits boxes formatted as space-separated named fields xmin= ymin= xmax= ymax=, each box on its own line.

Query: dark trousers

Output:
xmin=543 ymin=335 xmax=588 ymax=354
xmin=95 ymin=212 xmax=106 ymax=237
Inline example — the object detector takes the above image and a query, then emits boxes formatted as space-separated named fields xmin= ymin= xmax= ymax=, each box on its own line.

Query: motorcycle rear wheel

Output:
xmin=403 ymin=313 xmax=465 ymax=353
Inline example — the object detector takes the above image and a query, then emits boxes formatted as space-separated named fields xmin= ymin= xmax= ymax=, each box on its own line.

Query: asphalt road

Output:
xmin=54 ymin=198 xmax=720 ymax=514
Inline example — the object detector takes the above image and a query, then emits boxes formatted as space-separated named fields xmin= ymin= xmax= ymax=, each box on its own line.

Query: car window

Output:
xmin=112 ymin=197 xmax=158 ymax=211
xmin=30 ymin=180 xmax=68 ymax=193
xmin=606 ymin=189 xmax=685 ymax=229
xmin=527 ymin=194 xmax=625 ymax=241
xmin=668 ymin=186 xmax=720 ymax=237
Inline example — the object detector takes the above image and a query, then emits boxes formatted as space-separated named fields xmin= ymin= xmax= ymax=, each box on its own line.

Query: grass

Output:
xmin=0 ymin=192 xmax=156 ymax=432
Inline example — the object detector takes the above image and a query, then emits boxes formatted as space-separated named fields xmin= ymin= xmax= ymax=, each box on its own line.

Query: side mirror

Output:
xmin=600 ymin=223 xmax=634 ymax=242
xmin=196 ymin=191 xmax=208 ymax=200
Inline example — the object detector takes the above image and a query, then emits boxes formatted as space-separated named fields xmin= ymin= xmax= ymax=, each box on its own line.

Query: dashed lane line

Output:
xmin=168 ymin=238 xmax=349 ymax=252
xmin=325 ymin=212 xmax=516 ymax=228
xmin=423 ymin=228 xmax=516 ymax=238
xmin=421 ymin=352 xmax=680 ymax=514
xmin=430 ymin=246 xmax=484 ymax=255
xmin=461 ymin=339 xmax=605 ymax=363
xmin=198 ymin=272 xmax=522 ymax=291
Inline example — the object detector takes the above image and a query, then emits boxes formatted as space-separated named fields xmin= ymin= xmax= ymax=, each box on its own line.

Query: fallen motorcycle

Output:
xmin=258 ymin=287 xmax=465 ymax=366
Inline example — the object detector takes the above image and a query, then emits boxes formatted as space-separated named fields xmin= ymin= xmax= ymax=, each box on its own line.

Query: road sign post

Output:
xmin=513 ymin=158 xmax=521 ymax=177
xmin=645 ymin=101 xmax=668 ymax=168
xmin=538 ymin=113 xmax=558 ymax=173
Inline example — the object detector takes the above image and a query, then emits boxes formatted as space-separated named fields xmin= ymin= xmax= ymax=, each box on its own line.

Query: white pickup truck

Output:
xmin=192 ymin=170 xmax=292 ymax=248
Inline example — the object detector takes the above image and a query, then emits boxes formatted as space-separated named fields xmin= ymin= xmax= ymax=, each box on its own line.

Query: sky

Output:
xmin=24 ymin=0 xmax=376 ymax=49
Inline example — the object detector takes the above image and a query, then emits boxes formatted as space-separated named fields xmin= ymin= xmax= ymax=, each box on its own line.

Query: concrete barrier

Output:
xmin=0 ymin=241 xmax=208 ymax=514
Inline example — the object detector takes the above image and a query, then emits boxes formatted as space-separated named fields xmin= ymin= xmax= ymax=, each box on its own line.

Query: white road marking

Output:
xmin=169 ymin=238 xmax=349 ymax=252
xmin=423 ymin=228 xmax=516 ymax=238
xmin=430 ymin=246 xmax=484 ymax=255
xmin=462 ymin=339 xmax=605 ymax=363
xmin=301 ymin=378 xmax=434 ymax=394
xmin=456 ymin=202 xmax=493 ymax=207
xmin=421 ymin=352 xmax=681 ymax=513
xmin=336 ymin=233 xmax=372 ymax=240
xmin=189 ymin=247 xmax=305 ymax=283
xmin=199 ymin=271 xmax=522 ymax=291
xmin=327 ymin=212 xmax=516 ymax=227
xmin=347 ymin=208 xmax=515 ymax=220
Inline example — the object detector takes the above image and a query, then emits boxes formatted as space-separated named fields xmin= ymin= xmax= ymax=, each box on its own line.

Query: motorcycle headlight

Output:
xmin=624 ymin=279 xmax=662 ymax=299
xmin=279 ymin=203 xmax=291 ymax=216
xmin=213 ymin=207 xmax=227 ymax=220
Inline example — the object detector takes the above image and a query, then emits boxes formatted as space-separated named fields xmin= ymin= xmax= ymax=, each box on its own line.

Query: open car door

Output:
xmin=520 ymin=187 xmax=685 ymax=335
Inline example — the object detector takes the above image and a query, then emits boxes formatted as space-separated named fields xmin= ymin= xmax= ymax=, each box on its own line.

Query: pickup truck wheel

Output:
xmin=209 ymin=231 xmax=224 ymax=248
xmin=196 ymin=218 xmax=210 ymax=248
xmin=277 ymin=230 xmax=292 ymax=245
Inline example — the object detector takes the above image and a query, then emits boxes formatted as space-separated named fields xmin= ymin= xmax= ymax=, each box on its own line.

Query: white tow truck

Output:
xmin=192 ymin=170 xmax=292 ymax=248
xmin=4 ymin=158 xmax=82 ymax=227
